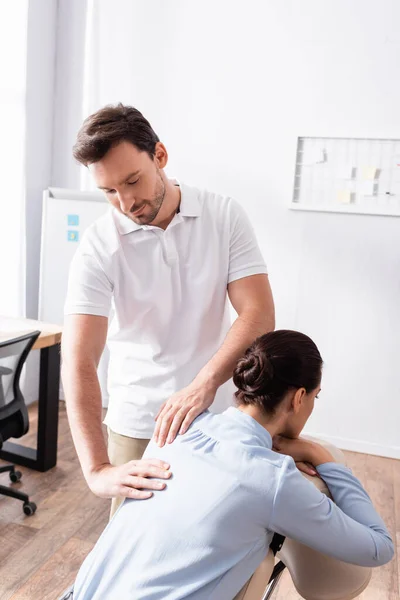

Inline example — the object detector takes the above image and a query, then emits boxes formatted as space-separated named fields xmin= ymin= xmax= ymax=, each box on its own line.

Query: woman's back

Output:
xmin=73 ymin=406 xmax=393 ymax=600
xmin=73 ymin=408 xmax=286 ymax=599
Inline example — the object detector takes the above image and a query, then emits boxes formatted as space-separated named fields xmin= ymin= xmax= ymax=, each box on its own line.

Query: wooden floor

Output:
xmin=0 ymin=402 xmax=398 ymax=600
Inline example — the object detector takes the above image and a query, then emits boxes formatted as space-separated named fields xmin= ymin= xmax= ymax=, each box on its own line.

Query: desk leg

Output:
xmin=0 ymin=343 xmax=61 ymax=472
xmin=36 ymin=343 xmax=61 ymax=471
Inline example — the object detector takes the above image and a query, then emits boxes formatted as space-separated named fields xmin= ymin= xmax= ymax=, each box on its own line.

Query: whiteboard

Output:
xmin=39 ymin=187 xmax=110 ymax=402
xmin=291 ymin=137 xmax=400 ymax=217
xmin=39 ymin=187 xmax=109 ymax=322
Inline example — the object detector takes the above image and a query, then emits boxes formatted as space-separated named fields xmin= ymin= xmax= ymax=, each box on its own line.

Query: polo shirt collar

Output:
xmin=113 ymin=180 xmax=201 ymax=235
xmin=178 ymin=182 xmax=202 ymax=217
xmin=113 ymin=210 xmax=142 ymax=234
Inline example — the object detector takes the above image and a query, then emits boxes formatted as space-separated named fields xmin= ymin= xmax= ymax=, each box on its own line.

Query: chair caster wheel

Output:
xmin=23 ymin=501 xmax=37 ymax=516
xmin=10 ymin=470 xmax=22 ymax=483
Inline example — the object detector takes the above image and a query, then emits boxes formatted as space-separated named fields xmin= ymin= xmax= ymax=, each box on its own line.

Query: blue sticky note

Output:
xmin=68 ymin=214 xmax=79 ymax=226
xmin=67 ymin=230 xmax=79 ymax=242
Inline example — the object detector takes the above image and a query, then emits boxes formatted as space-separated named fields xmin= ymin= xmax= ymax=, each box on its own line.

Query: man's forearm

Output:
xmin=194 ymin=310 xmax=275 ymax=390
xmin=62 ymin=361 xmax=110 ymax=482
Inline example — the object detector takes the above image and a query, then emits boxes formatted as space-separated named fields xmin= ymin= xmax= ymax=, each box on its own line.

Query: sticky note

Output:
xmin=303 ymin=147 xmax=326 ymax=165
xmin=339 ymin=165 xmax=355 ymax=179
xmin=67 ymin=214 xmax=79 ymax=226
xmin=360 ymin=181 xmax=375 ymax=196
xmin=67 ymin=230 xmax=79 ymax=242
xmin=362 ymin=166 xmax=377 ymax=180
xmin=337 ymin=191 xmax=352 ymax=204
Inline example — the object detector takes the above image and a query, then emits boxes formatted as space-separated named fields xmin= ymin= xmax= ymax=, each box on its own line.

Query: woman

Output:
xmin=72 ymin=330 xmax=394 ymax=599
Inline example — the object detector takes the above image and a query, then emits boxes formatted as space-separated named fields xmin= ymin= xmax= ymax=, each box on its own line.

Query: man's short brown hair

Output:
xmin=73 ymin=103 xmax=160 ymax=166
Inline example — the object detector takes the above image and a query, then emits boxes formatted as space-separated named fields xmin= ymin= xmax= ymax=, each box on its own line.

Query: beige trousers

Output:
xmin=107 ymin=429 xmax=150 ymax=519
xmin=107 ymin=430 xmax=371 ymax=600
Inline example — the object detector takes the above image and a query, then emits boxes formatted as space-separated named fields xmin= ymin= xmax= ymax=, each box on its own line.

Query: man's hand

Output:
xmin=273 ymin=435 xmax=335 ymax=469
xmin=154 ymin=380 xmax=217 ymax=447
xmin=87 ymin=459 xmax=172 ymax=499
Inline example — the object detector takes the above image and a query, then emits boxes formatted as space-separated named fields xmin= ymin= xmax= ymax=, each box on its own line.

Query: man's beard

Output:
xmin=128 ymin=173 xmax=166 ymax=225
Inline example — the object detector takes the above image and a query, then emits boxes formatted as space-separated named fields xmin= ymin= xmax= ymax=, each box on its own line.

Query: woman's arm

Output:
xmin=269 ymin=453 xmax=394 ymax=568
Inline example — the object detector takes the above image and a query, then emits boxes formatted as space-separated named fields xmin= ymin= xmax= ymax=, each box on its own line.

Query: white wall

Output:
xmin=0 ymin=1 xmax=29 ymax=318
xmin=22 ymin=0 xmax=59 ymax=403
xmin=24 ymin=0 xmax=87 ymax=321
xmin=25 ymin=0 xmax=58 ymax=319
xmin=21 ymin=0 xmax=87 ymax=403
xmin=51 ymin=0 xmax=88 ymax=189
xmin=52 ymin=0 xmax=400 ymax=458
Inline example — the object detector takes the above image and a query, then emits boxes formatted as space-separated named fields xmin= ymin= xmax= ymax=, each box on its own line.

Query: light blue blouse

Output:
xmin=73 ymin=407 xmax=394 ymax=599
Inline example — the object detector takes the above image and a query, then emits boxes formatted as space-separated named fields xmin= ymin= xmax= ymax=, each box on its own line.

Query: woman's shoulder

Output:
xmin=194 ymin=411 xmax=296 ymax=475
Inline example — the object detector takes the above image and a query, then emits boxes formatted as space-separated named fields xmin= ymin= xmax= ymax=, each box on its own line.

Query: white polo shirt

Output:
xmin=64 ymin=182 xmax=267 ymax=438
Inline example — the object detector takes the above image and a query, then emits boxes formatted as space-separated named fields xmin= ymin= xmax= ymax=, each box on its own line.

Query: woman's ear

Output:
xmin=291 ymin=388 xmax=306 ymax=414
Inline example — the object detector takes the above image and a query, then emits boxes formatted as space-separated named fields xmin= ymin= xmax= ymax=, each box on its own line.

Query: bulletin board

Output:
xmin=291 ymin=137 xmax=400 ymax=217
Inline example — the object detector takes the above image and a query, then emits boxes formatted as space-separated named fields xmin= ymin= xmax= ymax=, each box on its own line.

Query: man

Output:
xmin=62 ymin=104 xmax=275 ymax=518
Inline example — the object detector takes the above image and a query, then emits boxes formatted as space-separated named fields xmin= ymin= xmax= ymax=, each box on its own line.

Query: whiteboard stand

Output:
xmin=39 ymin=187 xmax=110 ymax=405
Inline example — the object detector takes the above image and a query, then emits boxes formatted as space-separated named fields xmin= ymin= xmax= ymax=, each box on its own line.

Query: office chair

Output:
xmin=0 ymin=330 xmax=40 ymax=515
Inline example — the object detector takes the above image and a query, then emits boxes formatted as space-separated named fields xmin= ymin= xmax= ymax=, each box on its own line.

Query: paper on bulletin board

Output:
xmin=362 ymin=166 xmax=377 ymax=180
xmin=337 ymin=190 xmax=352 ymax=203
xmin=303 ymin=147 xmax=326 ymax=165
xmin=338 ymin=165 xmax=355 ymax=179
xmin=360 ymin=181 xmax=375 ymax=196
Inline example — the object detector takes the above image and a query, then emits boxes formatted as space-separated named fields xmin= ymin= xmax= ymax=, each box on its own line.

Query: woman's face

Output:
xmin=282 ymin=384 xmax=321 ymax=439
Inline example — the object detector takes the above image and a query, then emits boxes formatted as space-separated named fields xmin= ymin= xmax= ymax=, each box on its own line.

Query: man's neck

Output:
xmin=152 ymin=178 xmax=181 ymax=230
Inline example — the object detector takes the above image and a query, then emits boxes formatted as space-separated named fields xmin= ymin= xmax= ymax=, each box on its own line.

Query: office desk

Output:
xmin=0 ymin=316 xmax=62 ymax=472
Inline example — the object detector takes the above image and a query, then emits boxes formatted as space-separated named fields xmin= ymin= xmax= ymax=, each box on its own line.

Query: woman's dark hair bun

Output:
xmin=233 ymin=351 xmax=273 ymax=398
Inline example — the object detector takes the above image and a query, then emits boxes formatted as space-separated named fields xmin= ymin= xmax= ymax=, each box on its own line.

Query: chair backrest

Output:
xmin=0 ymin=331 xmax=40 ymax=446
